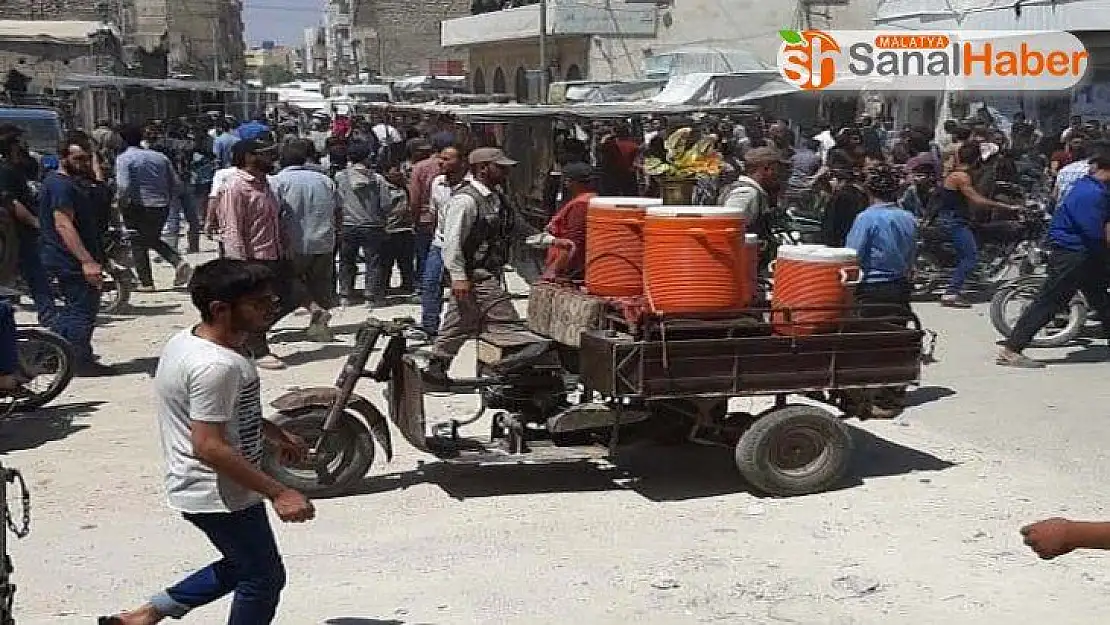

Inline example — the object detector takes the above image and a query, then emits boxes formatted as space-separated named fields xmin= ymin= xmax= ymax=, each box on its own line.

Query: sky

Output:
xmin=244 ymin=0 xmax=325 ymax=48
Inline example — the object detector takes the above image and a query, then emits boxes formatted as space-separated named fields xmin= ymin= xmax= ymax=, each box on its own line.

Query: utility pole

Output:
xmin=212 ymin=20 xmax=221 ymax=82
xmin=538 ymin=0 xmax=547 ymax=102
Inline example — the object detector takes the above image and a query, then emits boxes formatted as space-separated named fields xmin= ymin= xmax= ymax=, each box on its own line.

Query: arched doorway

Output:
xmin=492 ymin=67 xmax=506 ymax=94
xmin=514 ymin=67 xmax=527 ymax=101
xmin=472 ymin=67 xmax=486 ymax=94
xmin=566 ymin=64 xmax=582 ymax=81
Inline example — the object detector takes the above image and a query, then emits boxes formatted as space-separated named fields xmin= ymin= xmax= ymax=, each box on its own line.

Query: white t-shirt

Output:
xmin=209 ymin=166 xmax=237 ymax=198
xmin=155 ymin=329 xmax=265 ymax=514
xmin=372 ymin=123 xmax=403 ymax=145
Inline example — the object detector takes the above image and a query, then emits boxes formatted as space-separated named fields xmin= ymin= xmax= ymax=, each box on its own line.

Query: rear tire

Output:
xmin=990 ymin=278 xmax=1085 ymax=348
xmin=262 ymin=407 xmax=375 ymax=498
xmin=13 ymin=328 xmax=75 ymax=411
xmin=735 ymin=404 xmax=853 ymax=497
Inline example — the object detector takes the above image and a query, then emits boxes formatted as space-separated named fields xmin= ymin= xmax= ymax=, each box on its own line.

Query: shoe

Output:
xmin=940 ymin=295 xmax=972 ymax=308
xmin=77 ymin=361 xmax=117 ymax=377
xmin=421 ymin=359 xmax=450 ymax=390
xmin=996 ymin=353 xmax=1046 ymax=369
xmin=173 ymin=263 xmax=194 ymax=288
xmin=255 ymin=355 xmax=287 ymax=370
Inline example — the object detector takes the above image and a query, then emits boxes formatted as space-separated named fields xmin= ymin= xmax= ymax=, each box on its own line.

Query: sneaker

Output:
xmin=940 ymin=295 xmax=972 ymax=308
xmin=173 ymin=263 xmax=194 ymax=288
xmin=255 ymin=355 xmax=287 ymax=370
xmin=996 ymin=352 xmax=1046 ymax=369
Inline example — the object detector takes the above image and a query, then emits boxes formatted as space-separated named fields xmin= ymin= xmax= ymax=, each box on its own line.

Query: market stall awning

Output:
xmin=0 ymin=20 xmax=118 ymax=46
xmin=875 ymin=0 xmax=1102 ymax=31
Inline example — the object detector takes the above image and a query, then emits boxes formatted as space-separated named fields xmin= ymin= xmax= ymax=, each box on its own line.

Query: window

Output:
xmin=473 ymin=67 xmax=486 ymax=94
xmin=514 ymin=66 xmax=527 ymax=101
xmin=492 ymin=67 xmax=506 ymax=94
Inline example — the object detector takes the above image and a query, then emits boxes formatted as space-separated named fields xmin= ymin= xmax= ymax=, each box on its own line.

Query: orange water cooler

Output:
xmin=771 ymin=245 xmax=860 ymax=335
xmin=585 ymin=197 xmax=662 ymax=297
xmin=642 ymin=206 xmax=748 ymax=313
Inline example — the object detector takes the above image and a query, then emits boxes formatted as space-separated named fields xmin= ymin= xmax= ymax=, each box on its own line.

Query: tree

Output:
xmin=259 ymin=65 xmax=295 ymax=87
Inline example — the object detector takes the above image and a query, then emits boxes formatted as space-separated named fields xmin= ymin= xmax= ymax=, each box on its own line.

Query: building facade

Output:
xmin=303 ymin=26 xmax=326 ymax=76
xmin=323 ymin=0 xmax=354 ymax=78
xmin=351 ymin=0 xmax=469 ymax=78
xmin=443 ymin=0 xmax=880 ymax=96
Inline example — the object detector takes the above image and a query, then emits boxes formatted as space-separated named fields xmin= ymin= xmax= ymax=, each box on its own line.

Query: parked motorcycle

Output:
xmin=11 ymin=226 xmax=135 ymax=316
xmin=990 ymin=273 xmax=1088 ymax=349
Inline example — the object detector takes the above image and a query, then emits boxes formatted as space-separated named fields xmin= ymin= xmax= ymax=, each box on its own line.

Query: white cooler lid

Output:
xmin=777 ymin=244 xmax=857 ymax=263
xmin=589 ymin=197 xmax=663 ymax=210
xmin=646 ymin=205 xmax=745 ymax=218
xmin=744 ymin=233 xmax=759 ymax=243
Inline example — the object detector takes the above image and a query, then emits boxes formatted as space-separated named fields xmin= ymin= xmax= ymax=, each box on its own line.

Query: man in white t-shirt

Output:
xmin=101 ymin=259 xmax=313 ymax=625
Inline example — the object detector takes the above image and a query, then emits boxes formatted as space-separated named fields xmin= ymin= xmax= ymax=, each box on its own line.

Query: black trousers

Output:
xmin=379 ymin=230 xmax=416 ymax=293
xmin=1005 ymin=248 xmax=1110 ymax=353
xmin=122 ymin=204 xmax=182 ymax=287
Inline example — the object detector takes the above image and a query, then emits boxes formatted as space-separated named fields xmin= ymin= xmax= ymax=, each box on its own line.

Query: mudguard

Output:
xmin=270 ymin=387 xmax=393 ymax=462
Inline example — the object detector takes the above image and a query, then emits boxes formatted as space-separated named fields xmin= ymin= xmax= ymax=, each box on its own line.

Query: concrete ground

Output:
xmin=5 ymin=255 xmax=1110 ymax=625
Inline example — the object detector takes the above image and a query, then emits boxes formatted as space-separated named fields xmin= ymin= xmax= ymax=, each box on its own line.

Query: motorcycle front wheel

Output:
xmin=13 ymin=327 xmax=75 ymax=411
xmin=990 ymin=278 xmax=1086 ymax=348
xmin=262 ymin=407 xmax=375 ymax=499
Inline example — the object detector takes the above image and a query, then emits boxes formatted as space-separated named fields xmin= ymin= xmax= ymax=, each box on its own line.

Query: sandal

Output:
xmin=996 ymin=353 xmax=1046 ymax=369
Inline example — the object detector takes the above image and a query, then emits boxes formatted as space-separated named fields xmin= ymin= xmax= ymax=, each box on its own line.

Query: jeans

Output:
xmin=18 ymin=233 xmax=56 ymax=327
xmin=0 ymin=300 xmax=17 ymax=375
xmin=123 ymin=205 xmax=182 ymax=287
xmin=414 ymin=229 xmax=433 ymax=291
xmin=245 ymin=260 xmax=296 ymax=359
xmin=163 ymin=190 xmax=203 ymax=252
xmin=380 ymin=231 xmax=415 ymax=293
xmin=151 ymin=504 xmax=286 ymax=625
xmin=421 ymin=245 xmax=445 ymax=336
xmin=337 ymin=226 xmax=386 ymax=300
xmin=943 ymin=217 xmax=978 ymax=295
xmin=1005 ymin=248 xmax=1110 ymax=353
xmin=50 ymin=272 xmax=99 ymax=364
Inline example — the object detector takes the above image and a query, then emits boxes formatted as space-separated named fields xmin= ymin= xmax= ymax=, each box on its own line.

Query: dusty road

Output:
xmin=5 ymin=256 xmax=1110 ymax=625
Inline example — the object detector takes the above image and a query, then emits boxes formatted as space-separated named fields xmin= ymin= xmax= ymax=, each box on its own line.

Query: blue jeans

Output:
xmin=0 ymin=300 xmax=17 ymax=375
xmin=944 ymin=218 xmax=978 ymax=295
xmin=152 ymin=504 xmax=286 ymax=624
xmin=18 ymin=233 xmax=56 ymax=327
xmin=163 ymin=191 xmax=202 ymax=245
xmin=49 ymin=273 xmax=98 ymax=364
xmin=420 ymin=245 xmax=444 ymax=336
xmin=414 ymin=230 xmax=433 ymax=292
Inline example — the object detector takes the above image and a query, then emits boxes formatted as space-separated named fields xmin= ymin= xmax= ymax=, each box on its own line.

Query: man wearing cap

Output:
xmin=212 ymin=138 xmax=290 ymax=370
xmin=407 ymin=137 xmax=445 ymax=290
xmin=424 ymin=147 xmax=520 ymax=385
xmin=541 ymin=161 xmax=595 ymax=280
xmin=718 ymin=146 xmax=787 ymax=241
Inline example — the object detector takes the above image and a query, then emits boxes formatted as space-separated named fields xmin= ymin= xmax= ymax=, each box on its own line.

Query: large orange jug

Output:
xmin=643 ymin=206 xmax=746 ymax=313
xmin=771 ymin=245 xmax=860 ymax=336
xmin=585 ymin=197 xmax=661 ymax=297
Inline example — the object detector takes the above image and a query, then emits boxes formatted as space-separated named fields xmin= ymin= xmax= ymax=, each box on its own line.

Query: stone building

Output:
xmin=352 ymin=0 xmax=469 ymax=78
xmin=443 ymin=0 xmax=880 ymax=95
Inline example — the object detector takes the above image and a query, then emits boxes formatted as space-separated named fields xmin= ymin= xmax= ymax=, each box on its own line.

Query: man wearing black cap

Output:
xmin=542 ymin=161 xmax=595 ymax=280
xmin=719 ymin=146 xmax=787 ymax=246
xmin=424 ymin=147 xmax=520 ymax=385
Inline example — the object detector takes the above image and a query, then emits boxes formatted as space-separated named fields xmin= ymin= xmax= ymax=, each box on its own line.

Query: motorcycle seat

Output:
xmin=476 ymin=329 xmax=559 ymax=374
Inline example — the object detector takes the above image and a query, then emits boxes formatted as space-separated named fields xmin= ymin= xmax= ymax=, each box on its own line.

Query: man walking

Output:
xmin=116 ymin=124 xmax=194 ymax=292
xmin=424 ymin=147 xmax=521 ymax=385
xmin=214 ymin=139 xmax=289 ymax=370
xmin=99 ymin=259 xmax=314 ymax=625
xmin=418 ymin=145 xmax=466 ymax=340
xmin=39 ymin=132 xmax=114 ymax=376
xmin=407 ymin=138 xmax=440 ymax=288
xmin=212 ymin=118 xmax=239 ymax=168
xmin=335 ymin=140 xmax=390 ymax=308
xmin=271 ymin=138 xmax=339 ymax=342
xmin=998 ymin=151 xmax=1110 ymax=368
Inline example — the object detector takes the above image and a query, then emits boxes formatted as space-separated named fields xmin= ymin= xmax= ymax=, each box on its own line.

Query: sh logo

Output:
xmin=778 ymin=29 xmax=840 ymax=90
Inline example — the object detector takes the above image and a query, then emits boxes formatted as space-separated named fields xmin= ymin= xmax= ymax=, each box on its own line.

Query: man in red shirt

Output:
xmin=544 ymin=162 xmax=595 ymax=281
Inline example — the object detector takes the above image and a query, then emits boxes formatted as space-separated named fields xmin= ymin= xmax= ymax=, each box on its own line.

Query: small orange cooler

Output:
xmin=585 ymin=197 xmax=662 ymax=297
xmin=771 ymin=245 xmax=860 ymax=335
xmin=643 ymin=206 xmax=747 ymax=313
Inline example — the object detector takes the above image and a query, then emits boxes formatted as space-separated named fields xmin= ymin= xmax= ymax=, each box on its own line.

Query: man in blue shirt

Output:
xmin=999 ymin=151 xmax=1110 ymax=368
xmin=116 ymin=124 xmax=193 ymax=291
xmin=846 ymin=163 xmax=918 ymax=417
xmin=236 ymin=112 xmax=271 ymax=142
xmin=40 ymin=132 xmax=113 ymax=376
xmin=212 ymin=118 xmax=239 ymax=168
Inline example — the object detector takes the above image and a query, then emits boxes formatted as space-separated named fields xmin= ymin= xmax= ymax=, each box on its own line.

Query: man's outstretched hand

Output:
xmin=1021 ymin=518 xmax=1077 ymax=560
